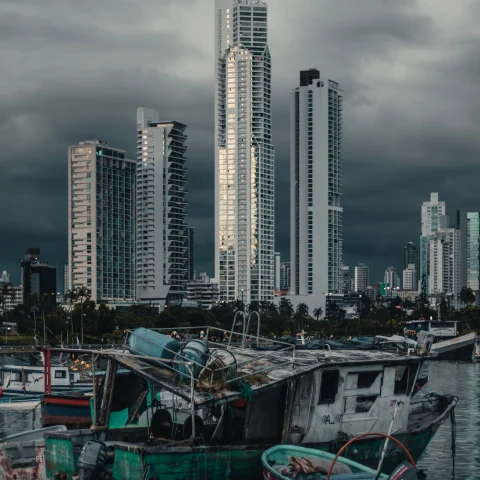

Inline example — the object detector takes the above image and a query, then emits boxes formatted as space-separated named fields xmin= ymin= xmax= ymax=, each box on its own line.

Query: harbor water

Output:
xmin=0 ymin=360 xmax=478 ymax=478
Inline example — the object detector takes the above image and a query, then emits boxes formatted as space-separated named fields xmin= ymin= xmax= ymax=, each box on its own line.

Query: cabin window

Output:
xmin=319 ymin=369 xmax=339 ymax=404
xmin=394 ymin=364 xmax=418 ymax=395
xmin=55 ymin=370 xmax=67 ymax=379
xmin=357 ymin=371 xmax=380 ymax=388
xmin=355 ymin=395 xmax=377 ymax=413
xmin=11 ymin=372 xmax=22 ymax=382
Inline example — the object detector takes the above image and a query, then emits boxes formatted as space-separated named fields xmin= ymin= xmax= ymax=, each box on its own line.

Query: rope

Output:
xmin=2 ymin=402 xmax=41 ymax=430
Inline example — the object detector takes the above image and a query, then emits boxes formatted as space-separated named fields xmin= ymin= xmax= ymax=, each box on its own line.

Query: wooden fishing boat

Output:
xmin=262 ymin=445 xmax=388 ymax=479
xmin=0 ymin=326 xmax=457 ymax=479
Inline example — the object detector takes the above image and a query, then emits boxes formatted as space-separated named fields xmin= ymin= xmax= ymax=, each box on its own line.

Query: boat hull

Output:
xmin=42 ymin=396 xmax=455 ymax=479
xmin=42 ymin=395 xmax=91 ymax=428
xmin=430 ymin=332 xmax=476 ymax=361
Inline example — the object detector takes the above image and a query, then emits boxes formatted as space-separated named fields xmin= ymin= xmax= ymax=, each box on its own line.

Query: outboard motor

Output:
xmin=388 ymin=462 xmax=418 ymax=480
xmin=77 ymin=440 xmax=107 ymax=480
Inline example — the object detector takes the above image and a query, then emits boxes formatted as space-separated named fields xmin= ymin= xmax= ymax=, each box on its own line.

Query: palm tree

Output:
xmin=458 ymin=286 xmax=475 ymax=306
xmin=295 ymin=303 xmax=309 ymax=332
xmin=76 ymin=286 xmax=91 ymax=344
xmin=64 ymin=289 xmax=77 ymax=343
xmin=313 ymin=307 xmax=323 ymax=321
xmin=279 ymin=298 xmax=294 ymax=319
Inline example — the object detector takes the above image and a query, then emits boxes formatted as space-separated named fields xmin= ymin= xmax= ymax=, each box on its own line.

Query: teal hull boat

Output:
xmin=262 ymin=445 xmax=388 ymax=479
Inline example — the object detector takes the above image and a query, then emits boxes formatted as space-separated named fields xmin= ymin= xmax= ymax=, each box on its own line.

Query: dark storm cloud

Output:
xmin=0 ymin=0 xmax=478 ymax=285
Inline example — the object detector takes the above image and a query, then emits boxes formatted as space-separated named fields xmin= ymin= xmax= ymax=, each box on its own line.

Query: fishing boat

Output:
xmin=0 ymin=364 xmax=92 ymax=397
xmin=0 ymin=326 xmax=457 ymax=479
xmin=41 ymin=393 xmax=92 ymax=428
xmin=0 ymin=394 xmax=41 ymax=409
xmin=404 ymin=319 xmax=475 ymax=360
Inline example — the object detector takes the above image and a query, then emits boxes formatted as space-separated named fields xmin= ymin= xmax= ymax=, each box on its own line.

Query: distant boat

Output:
xmin=0 ymin=364 xmax=91 ymax=397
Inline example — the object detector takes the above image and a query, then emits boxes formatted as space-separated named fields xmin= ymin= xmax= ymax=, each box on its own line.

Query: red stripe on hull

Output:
xmin=43 ymin=396 xmax=91 ymax=407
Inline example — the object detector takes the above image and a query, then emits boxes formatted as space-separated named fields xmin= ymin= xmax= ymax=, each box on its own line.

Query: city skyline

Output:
xmin=1 ymin=0 xmax=479 ymax=286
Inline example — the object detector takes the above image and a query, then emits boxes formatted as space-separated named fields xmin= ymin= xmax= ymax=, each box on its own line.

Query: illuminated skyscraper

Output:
xmin=214 ymin=0 xmax=274 ymax=303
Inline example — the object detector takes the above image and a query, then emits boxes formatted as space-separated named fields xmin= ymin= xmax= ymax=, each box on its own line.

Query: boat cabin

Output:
xmin=404 ymin=319 xmax=459 ymax=340
xmin=0 ymin=365 xmax=82 ymax=396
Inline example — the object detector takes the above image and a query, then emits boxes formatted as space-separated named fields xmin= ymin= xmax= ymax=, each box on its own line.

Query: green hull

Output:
xmin=44 ymin=428 xmax=438 ymax=479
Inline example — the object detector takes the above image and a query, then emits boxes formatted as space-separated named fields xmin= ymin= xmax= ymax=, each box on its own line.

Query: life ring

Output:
xmin=326 ymin=432 xmax=415 ymax=479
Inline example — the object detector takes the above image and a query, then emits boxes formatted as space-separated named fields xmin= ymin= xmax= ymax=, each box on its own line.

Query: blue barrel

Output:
xmin=128 ymin=328 xmax=180 ymax=360
xmin=175 ymin=340 xmax=209 ymax=379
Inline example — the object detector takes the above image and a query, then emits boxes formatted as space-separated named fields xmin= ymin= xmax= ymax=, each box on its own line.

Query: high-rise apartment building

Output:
xmin=214 ymin=0 xmax=274 ymax=304
xmin=68 ymin=141 xmax=135 ymax=303
xmin=404 ymin=242 xmax=420 ymax=275
xmin=186 ymin=273 xmax=219 ymax=310
xmin=427 ymin=215 xmax=461 ymax=305
xmin=420 ymin=192 xmax=446 ymax=291
xmin=341 ymin=266 xmax=353 ymax=294
xmin=136 ymin=108 xmax=188 ymax=304
xmin=187 ymin=226 xmax=195 ymax=282
xmin=354 ymin=264 xmax=369 ymax=293
xmin=384 ymin=266 xmax=400 ymax=289
xmin=290 ymin=68 xmax=343 ymax=311
xmin=466 ymin=212 xmax=480 ymax=291
xmin=280 ymin=262 xmax=291 ymax=292
xmin=274 ymin=252 xmax=281 ymax=291
xmin=403 ymin=264 xmax=417 ymax=290
xmin=64 ymin=263 xmax=69 ymax=295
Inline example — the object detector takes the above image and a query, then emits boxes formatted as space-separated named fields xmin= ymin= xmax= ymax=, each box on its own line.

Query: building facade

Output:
xmin=341 ymin=265 xmax=353 ymax=294
xmin=427 ymin=215 xmax=461 ymax=305
xmin=68 ymin=141 xmax=135 ymax=304
xmin=403 ymin=264 xmax=417 ymax=290
xmin=21 ymin=248 xmax=57 ymax=308
xmin=420 ymin=192 xmax=446 ymax=292
xmin=384 ymin=266 xmax=400 ymax=289
xmin=280 ymin=262 xmax=291 ymax=292
xmin=290 ymin=68 xmax=343 ymax=316
xmin=466 ymin=212 xmax=480 ymax=291
xmin=214 ymin=0 xmax=274 ymax=304
xmin=404 ymin=242 xmax=420 ymax=276
xmin=354 ymin=263 xmax=369 ymax=293
xmin=274 ymin=252 xmax=281 ymax=291
xmin=187 ymin=226 xmax=195 ymax=282
xmin=136 ymin=109 xmax=188 ymax=304
xmin=186 ymin=273 xmax=219 ymax=310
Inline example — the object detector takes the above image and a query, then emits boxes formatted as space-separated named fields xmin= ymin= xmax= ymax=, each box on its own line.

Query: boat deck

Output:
xmin=103 ymin=342 xmax=426 ymax=408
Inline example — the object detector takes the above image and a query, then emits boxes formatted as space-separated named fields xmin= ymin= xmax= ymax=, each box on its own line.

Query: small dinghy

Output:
xmin=262 ymin=445 xmax=388 ymax=479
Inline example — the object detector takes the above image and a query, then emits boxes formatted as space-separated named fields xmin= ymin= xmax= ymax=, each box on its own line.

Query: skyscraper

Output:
xmin=403 ymin=264 xmax=417 ymax=290
xmin=428 ymin=215 xmax=461 ymax=301
xmin=404 ymin=242 xmax=420 ymax=275
xmin=274 ymin=252 xmax=281 ymax=291
xmin=280 ymin=262 xmax=291 ymax=292
xmin=354 ymin=264 xmax=369 ymax=293
xmin=384 ymin=266 xmax=400 ymax=289
xmin=136 ymin=108 xmax=188 ymax=304
xmin=420 ymin=192 xmax=446 ymax=292
xmin=341 ymin=266 xmax=353 ymax=294
xmin=466 ymin=212 xmax=480 ymax=291
xmin=290 ymin=68 xmax=343 ymax=308
xmin=187 ymin=226 xmax=195 ymax=282
xmin=68 ymin=141 xmax=135 ymax=303
xmin=214 ymin=0 xmax=274 ymax=304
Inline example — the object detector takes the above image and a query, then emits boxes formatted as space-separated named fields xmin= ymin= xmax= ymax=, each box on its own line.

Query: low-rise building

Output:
xmin=186 ymin=273 xmax=219 ymax=310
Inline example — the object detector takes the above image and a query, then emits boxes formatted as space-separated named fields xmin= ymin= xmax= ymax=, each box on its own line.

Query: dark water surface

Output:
xmin=0 ymin=359 xmax=477 ymax=478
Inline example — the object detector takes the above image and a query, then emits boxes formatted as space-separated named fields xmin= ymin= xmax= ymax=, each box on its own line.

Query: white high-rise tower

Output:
xmin=290 ymin=69 xmax=343 ymax=312
xmin=214 ymin=0 xmax=274 ymax=304
xmin=136 ymin=108 xmax=188 ymax=304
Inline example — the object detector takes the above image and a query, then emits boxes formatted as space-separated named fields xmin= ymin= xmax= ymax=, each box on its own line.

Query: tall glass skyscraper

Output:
xmin=466 ymin=212 xmax=480 ymax=291
xmin=214 ymin=0 xmax=274 ymax=303
xmin=68 ymin=140 xmax=136 ymax=303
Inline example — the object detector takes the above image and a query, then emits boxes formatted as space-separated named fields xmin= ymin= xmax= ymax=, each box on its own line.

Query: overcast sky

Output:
xmin=1 ymin=0 xmax=479 ymax=287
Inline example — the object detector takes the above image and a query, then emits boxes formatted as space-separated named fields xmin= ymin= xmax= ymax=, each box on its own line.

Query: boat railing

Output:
xmin=123 ymin=326 xmax=296 ymax=391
